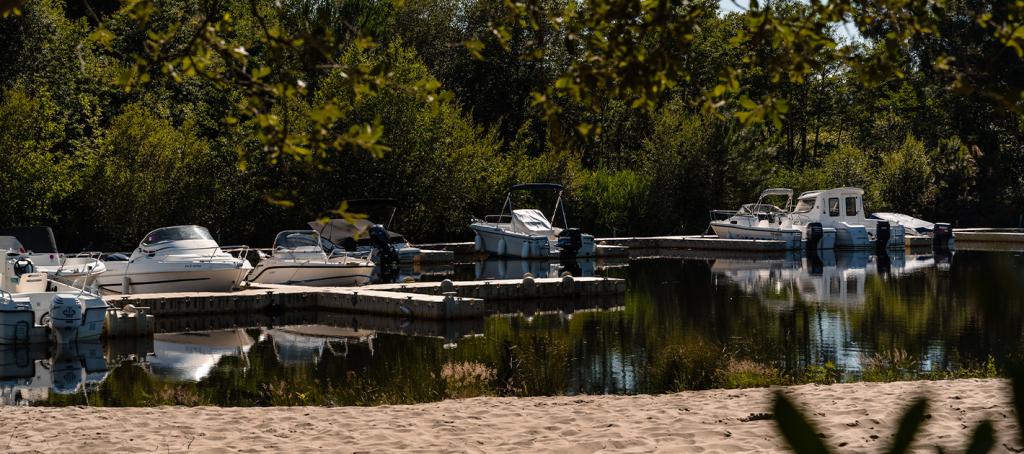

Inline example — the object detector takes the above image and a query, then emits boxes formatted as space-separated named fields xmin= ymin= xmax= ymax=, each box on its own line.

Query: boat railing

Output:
xmin=709 ymin=209 xmax=743 ymax=221
xmin=57 ymin=251 xmax=105 ymax=274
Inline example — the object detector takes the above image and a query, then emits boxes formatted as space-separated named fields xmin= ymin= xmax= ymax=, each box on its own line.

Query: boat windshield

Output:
xmin=274 ymin=231 xmax=322 ymax=250
xmin=793 ymin=197 xmax=816 ymax=213
xmin=141 ymin=226 xmax=214 ymax=246
xmin=737 ymin=204 xmax=785 ymax=215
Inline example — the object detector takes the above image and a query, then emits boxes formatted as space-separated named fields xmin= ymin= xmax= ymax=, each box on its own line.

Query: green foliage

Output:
xmin=802 ymin=362 xmax=841 ymax=385
xmin=876 ymin=135 xmax=935 ymax=216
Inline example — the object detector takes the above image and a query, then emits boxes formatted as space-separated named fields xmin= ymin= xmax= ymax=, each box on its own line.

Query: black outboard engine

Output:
xmin=806 ymin=222 xmax=824 ymax=251
xmin=369 ymin=224 xmax=399 ymax=282
xmin=556 ymin=228 xmax=583 ymax=259
xmin=875 ymin=221 xmax=891 ymax=250
xmin=933 ymin=223 xmax=953 ymax=251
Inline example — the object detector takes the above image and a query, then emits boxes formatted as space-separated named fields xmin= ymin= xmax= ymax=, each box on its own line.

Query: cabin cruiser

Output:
xmin=709 ymin=189 xmax=806 ymax=250
xmin=247 ymin=230 xmax=375 ymax=287
xmin=95 ymin=225 xmax=252 ymax=294
xmin=470 ymin=183 xmax=596 ymax=259
xmin=789 ymin=188 xmax=905 ymax=249
xmin=0 ymin=254 xmax=109 ymax=344
xmin=0 ymin=227 xmax=106 ymax=287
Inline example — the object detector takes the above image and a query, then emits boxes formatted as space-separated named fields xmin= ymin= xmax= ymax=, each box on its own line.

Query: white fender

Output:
xmin=474 ymin=234 xmax=484 ymax=252
xmin=496 ymin=239 xmax=507 ymax=256
xmin=520 ymin=241 xmax=531 ymax=258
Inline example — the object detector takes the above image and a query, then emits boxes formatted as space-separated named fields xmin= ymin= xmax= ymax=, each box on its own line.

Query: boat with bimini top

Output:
xmin=470 ymin=183 xmax=596 ymax=259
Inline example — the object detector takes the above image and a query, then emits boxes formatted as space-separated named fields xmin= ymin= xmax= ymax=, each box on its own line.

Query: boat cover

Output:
xmin=511 ymin=209 xmax=556 ymax=236
xmin=869 ymin=212 xmax=934 ymax=234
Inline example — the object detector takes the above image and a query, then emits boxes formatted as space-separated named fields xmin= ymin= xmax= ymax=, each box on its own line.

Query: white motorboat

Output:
xmin=95 ymin=225 xmax=252 ymax=294
xmin=309 ymin=199 xmax=424 ymax=263
xmin=870 ymin=212 xmax=955 ymax=250
xmin=265 ymin=325 xmax=375 ymax=366
xmin=0 ymin=255 xmax=109 ymax=344
xmin=470 ymin=183 xmax=596 ymax=259
xmin=789 ymin=188 xmax=905 ymax=249
xmin=0 ymin=227 xmax=107 ymax=287
xmin=709 ymin=188 xmax=806 ymax=250
xmin=247 ymin=230 xmax=375 ymax=287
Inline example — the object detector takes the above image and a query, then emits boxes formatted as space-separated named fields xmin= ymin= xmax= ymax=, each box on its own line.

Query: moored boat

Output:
xmin=470 ymin=183 xmax=596 ymax=259
xmin=246 ymin=230 xmax=375 ymax=287
xmin=95 ymin=225 xmax=251 ymax=294
xmin=709 ymin=188 xmax=805 ymax=250
xmin=789 ymin=188 xmax=905 ymax=250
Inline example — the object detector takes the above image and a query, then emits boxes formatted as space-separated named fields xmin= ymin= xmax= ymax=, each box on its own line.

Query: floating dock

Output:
xmin=104 ymin=276 xmax=625 ymax=321
xmin=953 ymin=228 xmax=1024 ymax=244
xmin=597 ymin=235 xmax=790 ymax=252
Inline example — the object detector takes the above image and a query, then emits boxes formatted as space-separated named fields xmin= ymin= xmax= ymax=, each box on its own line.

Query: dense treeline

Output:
xmin=1 ymin=0 xmax=1022 ymax=251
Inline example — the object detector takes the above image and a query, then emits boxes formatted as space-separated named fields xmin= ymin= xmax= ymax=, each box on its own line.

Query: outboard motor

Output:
xmin=805 ymin=223 xmax=824 ymax=251
xmin=933 ymin=223 xmax=953 ymax=251
xmin=368 ymin=224 xmax=399 ymax=282
xmin=49 ymin=295 xmax=82 ymax=344
xmin=556 ymin=228 xmax=583 ymax=259
xmin=875 ymin=221 xmax=891 ymax=250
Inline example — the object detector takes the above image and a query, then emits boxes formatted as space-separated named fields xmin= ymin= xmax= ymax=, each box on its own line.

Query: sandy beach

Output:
xmin=0 ymin=378 xmax=1018 ymax=453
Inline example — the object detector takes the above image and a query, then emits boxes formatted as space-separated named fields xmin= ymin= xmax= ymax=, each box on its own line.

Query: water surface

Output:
xmin=7 ymin=249 xmax=1023 ymax=406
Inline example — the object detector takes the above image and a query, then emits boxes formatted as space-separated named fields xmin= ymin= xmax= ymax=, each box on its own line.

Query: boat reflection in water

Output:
xmin=710 ymin=249 xmax=953 ymax=371
xmin=0 ymin=341 xmax=111 ymax=404
xmin=474 ymin=258 xmax=596 ymax=280
xmin=711 ymin=250 xmax=951 ymax=309
xmin=265 ymin=325 xmax=376 ymax=366
xmin=149 ymin=329 xmax=256 ymax=381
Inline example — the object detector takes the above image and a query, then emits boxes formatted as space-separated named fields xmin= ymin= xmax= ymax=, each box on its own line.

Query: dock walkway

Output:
xmin=104 ymin=276 xmax=624 ymax=320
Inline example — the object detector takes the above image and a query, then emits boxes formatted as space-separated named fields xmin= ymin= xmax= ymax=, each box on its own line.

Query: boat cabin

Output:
xmin=792 ymin=187 xmax=869 ymax=223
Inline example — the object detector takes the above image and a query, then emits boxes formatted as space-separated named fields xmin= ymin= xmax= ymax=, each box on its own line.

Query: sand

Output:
xmin=0 ymin=379 xmax=1019 ymax=453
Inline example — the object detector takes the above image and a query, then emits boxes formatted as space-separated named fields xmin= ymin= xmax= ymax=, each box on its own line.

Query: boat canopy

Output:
xmin=141 ymin=225 xmax=215 ymax=246
xmin=0 ymin=226 xmax=59 ymax=253
xmin=760 ymin=188 xmax=794 ymax=198
xmin=509 ymin=183 xmax=564 ymax=192
xmin=273 ymin=230 xmax=323 ymax=251
xmin=511 ymin=209 xmax=557 ymax=236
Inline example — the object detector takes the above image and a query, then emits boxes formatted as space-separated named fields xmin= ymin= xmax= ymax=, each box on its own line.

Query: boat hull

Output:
xmin=470 ymin=224 xmax=596 ymax=258
xmin=709 ymin=222 xmax=803 ymax=249
xmin=96 ymin=264 xmax=250 ymax=294
xmin=247 ymin=263 xmax=374 ymax=287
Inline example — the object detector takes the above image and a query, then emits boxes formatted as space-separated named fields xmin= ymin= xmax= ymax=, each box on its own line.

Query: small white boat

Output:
xmin=709 ymin=189 xmax=805 ymax=250
xmin=789 ymin=188 xmax=905 ymax=249
xmin=247 ymin=230 xmax=375 ymax=287
xmin=0 ymin=255 xmax=109 ymax=344
xmin=95 ymin=225 xmax=252 ymax=294
xmin=0 ymin=227 xmax=107 ymax=287
xmin=309 ymin=199 xmax=424 ymax=262
xmin=870 ymin=212 xmax=955 ymax=250
xmin=470 ymin=183 xmax=596 ymax=259
xmin=149 ymin=329 xmax=254 ymax=381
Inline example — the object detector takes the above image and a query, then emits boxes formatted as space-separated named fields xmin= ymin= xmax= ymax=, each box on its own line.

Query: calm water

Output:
xmin=6 ymin=249 xmax=1024 ymax=406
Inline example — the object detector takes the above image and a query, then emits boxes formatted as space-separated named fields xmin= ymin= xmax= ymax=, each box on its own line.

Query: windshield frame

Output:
xmin=141 ymin=226 xmax=215 ymax=246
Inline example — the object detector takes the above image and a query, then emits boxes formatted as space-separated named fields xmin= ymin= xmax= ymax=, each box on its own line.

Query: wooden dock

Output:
xmin=104 ymin=276 xmax=625 ymax=320
xmin=416 ymin=242 xmax=630 ymax=258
